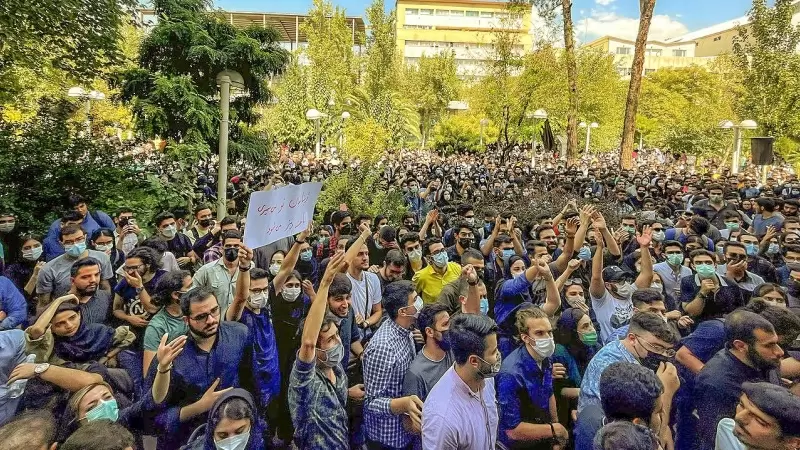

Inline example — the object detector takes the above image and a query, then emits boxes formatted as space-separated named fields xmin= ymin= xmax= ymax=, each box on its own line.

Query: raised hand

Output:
xmin=156 ymin=334 xmax=187 ymax=370
xmin=565 ymin=217 xmax=579 ymax=234
xmin=323 ymin=252 xmax=348 ymax=283
xmin=238 ymin=244 xmax=254 ymax=269
xmin=299 ymin=221 xmax=313 ymax=242
xmin=637 ymin=226 xmax=653 ymax=247
xmin=196 ymin=378 xmax=233 ymax=414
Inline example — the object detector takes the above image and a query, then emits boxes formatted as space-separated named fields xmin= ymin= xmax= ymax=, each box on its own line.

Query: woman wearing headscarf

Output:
xmin=182 ymin=389 xmax=265 ymax=450
xmin=552 ymin=308 xmax=600 ymax=426
xmin=3 ymin=234 xmax=45 ymax=316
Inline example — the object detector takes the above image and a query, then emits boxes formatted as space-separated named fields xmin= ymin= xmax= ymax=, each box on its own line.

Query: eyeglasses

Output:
xmin=189 ymin=305 xmax=220 ymax=323
xmin=635 ymin=335 xmax=675 ymax=358
xmin=63 ymin=236 xmax=86 ymax=245
xmin=124 ymin=263 xmax=146 ymax=272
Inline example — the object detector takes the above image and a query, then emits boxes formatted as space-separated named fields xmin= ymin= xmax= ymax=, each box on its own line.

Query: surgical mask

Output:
xmin=479 ymin=297 xmax=489 ymax=315
xmin=695 ymin=263 xmax=716 ymax=278
xmin=282 ymin=287 xmax=301 ymax=302
xmin=402 ymin=296 xmax=424 ymax=318
xmin=65 ymin=242 xmax=86 ymax=257
xmin=531 ymin=336 xmax=555 ymax=358
xmin=161 ymin=225 xmax=177 ymax=238
xmin=214 ymin=430 xmax=250 ymax=450
xmin=432 ymin=252 xmax=449 ymax=268
xmin=652 ymin=231 xmax=665 ymax=242
xmin=623 ymin=226 xmax=635 ymax=234
xmin=717 ymin=246 xmax=725 ymax=255
xmin=199 ymin=219 xmax=212 ymax=228
xmin=745 ymin=243 xmax=759 ymax=256
xmin=566 ymin=294 xmax=586 ymax=307
xmin=22 ymin=247 xmax=43 ymax=261
xmin=95 ymin=244 xmax=112 ymax=253
xmin=224 ymin=248 xmax=239 ymax=262
xmin=725 ymin=222 xmax=740 ymax=231
xmin=767 ymin=243 xmax=780 ymax=255
xmin=84 ymin=398 xmax=119 ymax=423
xmin=317 ymin=342 xmax=344 ymax=368
xmin=0 ymin=222 xmax=14 ymax=233
xmin=300 ymin=249 xmax=313 ymax=261
xmin=269 ymin=263 xmax=280 ymax=276
xmin=614 ymin=282 xmax=634 ymax=298
xmin=501 ymin=249 xmax=515 ymax=260
xmin=476 ymin=354 xmax=501 ymax=379
xmin=578 ymin=247 xmax=592 ymax=261
xmin=709 ymin=194 xmax=723 ymax=203
xmin=579 ymin=330 xmax=598 ymax=346
xmin=374 ymin=241 xmax=384 ymax=250
xmin=408 ymin=249 xmax=422 ymax=262
xmin=666 ymin=253 xmax=683 ymax=266
xmin=248 ymin=292 xmax=268 ymax=309
xmin=651 ymin=282 xmax=663 ymax=290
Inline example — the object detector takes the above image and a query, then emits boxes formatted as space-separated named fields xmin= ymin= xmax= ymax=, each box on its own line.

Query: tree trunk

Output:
xmin=620 ymin=0 xmax=656 ymax=170
xmin=562 ymin=0 xmax=579 ymax=163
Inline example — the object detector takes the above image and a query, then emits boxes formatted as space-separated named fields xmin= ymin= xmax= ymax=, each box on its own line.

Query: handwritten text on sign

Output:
xmin=243 ymin=182 xmax=322 ymax=249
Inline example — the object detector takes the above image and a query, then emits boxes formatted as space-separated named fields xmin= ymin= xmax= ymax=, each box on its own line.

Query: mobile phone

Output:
xmin=128 ymin=218 xmax=136 ymax=226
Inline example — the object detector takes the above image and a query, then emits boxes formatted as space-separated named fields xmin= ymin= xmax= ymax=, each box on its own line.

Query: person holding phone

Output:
xmin=114 ymin=209 xmax=142 ymax=255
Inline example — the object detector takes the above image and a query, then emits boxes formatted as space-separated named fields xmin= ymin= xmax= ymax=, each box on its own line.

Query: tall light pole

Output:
xmin=526 ymin=109 xmax=548 ymax=167
xmin=479 ymin=118 xmax=489 ymax=147
xmin=68 ymin=87 xmax=105 ymax=137
xmin=719 ymin=119 xmax=758 ymax=175
xmin=306 ymin=109 xmax=327 ymax=159
xmin=215 ymin=70 xmax=245 ymax=220
xmin=340 ymin=111 xmax=350 ymax=149
xmin=579 ymin=122 xmax=599 ymax=153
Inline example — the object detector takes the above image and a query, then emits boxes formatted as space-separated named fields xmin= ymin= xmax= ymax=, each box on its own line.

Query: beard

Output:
xmin=747 ymin=344 xmax=780 ymax=370
xmin=77 ymin=284 xmax=97 ymax=297
xmin=189 ymin=321 xmax=218 ymax=338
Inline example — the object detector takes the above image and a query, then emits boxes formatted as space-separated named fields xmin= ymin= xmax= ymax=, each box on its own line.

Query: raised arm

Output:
xmin=510 ymin=217 xmax=524 ymax=256
xmin=152 ymin=334 xmax=187 ymax=404
xmin=589 ymin=233 xmax=606 ymax=299
xmin=574 ymin=205 xmax=596 ymax=252
xmin=7 ymin=363 xmax=103 ymax=392
xmin=27 ymin=294 xmax=78 ymax=340
xmin=593 ymin=212 xmax=620 ymax=257
xmin=481 ymin=216 xmax=502 ymax=257
xmin=634 ymin=227 xmax=654 ymax=289
xmin=554 ymin=217 xmax=579 ymax=273
xmin=298 ymin=253 xmax=347 ymax=363
xmin=418 ymin=210 xmax=437 ymax=241
xmin=555 ymin=259 xmax=581 ymax=292
xmin=535 ymin=258 xmax=561 ymax=317
xmin=227 ymin=245 xmax=254 ymax=322
xmin=273 ymin=224 xmax=312 ymax=293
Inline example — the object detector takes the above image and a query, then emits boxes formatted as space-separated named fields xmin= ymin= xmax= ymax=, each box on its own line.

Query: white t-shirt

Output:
xmin=590 ymin=288 xmax=633 ymax=344
xmin=347 ymin=271 xmax=382 ymax=319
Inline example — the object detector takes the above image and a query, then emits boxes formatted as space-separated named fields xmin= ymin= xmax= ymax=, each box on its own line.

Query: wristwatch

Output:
xmin=34 ymin=363 xmax=50 ymax=377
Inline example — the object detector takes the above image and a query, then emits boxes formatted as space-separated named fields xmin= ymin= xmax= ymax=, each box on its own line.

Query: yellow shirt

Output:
xmin=412 ymin=262 xmax=462 ymax=304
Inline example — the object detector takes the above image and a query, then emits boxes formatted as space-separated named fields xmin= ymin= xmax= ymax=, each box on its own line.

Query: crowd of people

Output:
xmin=1 ymin=145 xmax=800 ymax=450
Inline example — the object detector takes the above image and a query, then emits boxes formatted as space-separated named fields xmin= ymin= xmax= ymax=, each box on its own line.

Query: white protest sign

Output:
xmin=243 ymin=182 xmax=322 ymax=249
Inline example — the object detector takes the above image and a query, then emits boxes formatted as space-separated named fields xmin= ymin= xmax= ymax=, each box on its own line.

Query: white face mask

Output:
xmin=531 ymin=336 xmax=556 ymax=358
xmin=408 ymin=249 xmax=422 ymax=262
xmin=614 ymin=282 xmax=635 ymax=298
xmin=269 ymin=263 xmax=280 ymax=276
xmin=214 ymin=430 xmax=250 ymax=450
xmin=248 ymin=292 xmax=268 ymax=309
xmin=282 ymin=287 xmax=301 ymax=302
xmin=161 ymin=225 xmax=177 ymax=238
xmin=95 ymin=244 xmax=113 ymax=253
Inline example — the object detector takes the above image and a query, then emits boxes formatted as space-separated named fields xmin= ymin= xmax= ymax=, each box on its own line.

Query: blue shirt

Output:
xmin=496 ymin=345 xmax=554 ymax=449
xmin=0 ymin=329 xmax=26 ymax=426
xmin=577 ymin=339 xmax=638 ymax=414
xmin=0 ymin=277 xmax=26 ymax=330
xmin=679 ymin=274 xmax=749 ymax=321
xmin=43 ymin=210 xmax=115 ymax=261
xmin=148 ymin=321 xmax=252 ymax=450
xmin=494 ymin=275 xmax=534 ymax=358
xmin=288 ymin=356 xmax=349 ymax=450
xmin=239 ymin=307 xmax=280 ymax=410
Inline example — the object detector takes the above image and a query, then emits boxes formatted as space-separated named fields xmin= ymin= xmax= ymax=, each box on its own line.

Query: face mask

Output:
xmin=85 ymin=398 xmax=119 ymax=422
xmin=652 ymin=231 xmax=666 ymax=242
xmin=578 ymin=247 xmax=592 ymax=261
xmin=436 ymin=329 xmax=452 ymax=351
xmin=745 ymin=243 xmax=758 ymax=257
xmin=725 ymin=222 xmax=740 ymax=231
xmin=650 ymin=282 xmax=663 ymax=291
xmin=402 ymin=296 xmax=424 ymax=318
xmin=709 ymin=194 xmax=723 ymax=203
xmin=479 ymin=297 xmax=489 ymax=315
xmin=465 ymin=217 xmax=475 ymax=226
xmin=248 ymin=292 xmax=268 ymax=309
xmin=317 ymin=342 xmax=344 ymax=368
xmin=224 ymin=248 xmax=239 ymax=262
xmin=0 ymin=222 xmax=14 ymax=233
xmin=408 ymin=249 xmax=422 ymax=262
xmin=614 ymin=282 xmax=634 ymax=298
xmin=511 ymin=271 xmax=525 ymax=279
xmin=579 ymin=330 xmax=598 ymax=346
xmin=300 ymin=250 xmax=313 ymax=261
xmin=22 ymin=247 xmax=43 ymax=261
xmin=623 ymin=226 xmax=635 ymax=234
xmin=476 ymin=354 xmax=502 ymax=379
xmin=65 ymin=242 xmax=86 ymax=257
xmin=641 ymin=351 xmax=672 ymax=373
xmin=695 ymin=263 xmax=716 ymax=278
xmin=269 ymin=263 xmax=280 ymax=276
xmin=340 ymin=223 xmax=353 ymax=235
xmin=214 ymin=430 xmax=250 ymax=450
xmin=716 ymin=246 xmax=725 ymax=255
xmin=531 ymin=336 xmax=555 ymax=358
xmin=282 ymin=287 xmax=301 ymax=302
xmin=458 ymin=238 xmax=473 ymax=249
xmin=666 ymin=253 xmax=683 ymax=266
xmin=767 ymin=243 xmax=780 ymax=255
xmin=501 ymin=249 xmax=515 ymax=260
xmin=199 ymin=219 xmax=212 ymax=228
xmin=161 ymin=225 xmax=177 ymax=238
xmin=95 ymin=244 xmax=112 ymax=253
xmin=432 ymin=252 xmax=449 ymax=268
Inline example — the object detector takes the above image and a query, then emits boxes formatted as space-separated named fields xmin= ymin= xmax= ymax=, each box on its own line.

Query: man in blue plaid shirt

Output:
xmin=363 ymin=280 xmax=425 ymax=449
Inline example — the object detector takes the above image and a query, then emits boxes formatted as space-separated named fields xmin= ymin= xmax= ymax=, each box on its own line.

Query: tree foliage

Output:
xmin=342 ymin=117 xmax=392 ymax=164
xmin=315 ymin=168 xmax=407 ymax=224
xmin=431 ymin=114 xmax=499 ymax=154
xmin=402 ymin=53 xmax=461 ymax=148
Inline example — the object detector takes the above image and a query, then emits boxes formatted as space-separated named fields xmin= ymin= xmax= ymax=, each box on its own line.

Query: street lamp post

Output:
xmin=340 ymin=111 xmax=350 ymax=149
xmin=579 ymin=122 xmax=599 ymax=153
xmin=215 ymin=70 xmax=245 ymax=220
xmin=719 ymin=119 xmax=758 ymax=175
xmin=480 ymin=118 xmax=489 ymax=147
xmin=306 ymin=109 xmax=327 ymax=159
xmin=526 ymin=109 xmax=548 ymax=167
xmin=67 ymin=87 xmax=105 ymax=137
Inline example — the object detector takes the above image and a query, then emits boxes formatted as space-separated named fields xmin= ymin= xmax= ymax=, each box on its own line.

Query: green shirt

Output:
xmin=143 ymin=308 xmax=188 ymax=351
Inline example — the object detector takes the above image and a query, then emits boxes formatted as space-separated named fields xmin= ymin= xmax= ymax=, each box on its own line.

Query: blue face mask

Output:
xmin=432 ymin=252 xmax=449 ymax=268
xmin=501 ymin=249 xmax=515 ymax=260
xmin=578 ymin=247 xmax=592 ymax=261
xmin=84 ymin=398 xmax=119 ymax=422
xmin=300 ymin=249 xmax=313 ymax=261
xmin=65 ymin=241 xmax=86 ymax=257
xmin=745 ymin=243 xmax=759 ymax=256
xmin=767 ymin=243 xmax=780 ymax=255
xmin=479 ymin=297 xmax=489 ymax=315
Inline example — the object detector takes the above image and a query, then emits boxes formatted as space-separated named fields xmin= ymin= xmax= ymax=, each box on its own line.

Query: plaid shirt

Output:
xmin=203 ymin=242 xmax=222 ymax=264
xmin=363 ymin=319 xmax=417 ymax=448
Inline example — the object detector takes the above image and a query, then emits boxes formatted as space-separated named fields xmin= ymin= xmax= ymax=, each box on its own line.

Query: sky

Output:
xmin=213 ymin=0 xmax=761 ymax=42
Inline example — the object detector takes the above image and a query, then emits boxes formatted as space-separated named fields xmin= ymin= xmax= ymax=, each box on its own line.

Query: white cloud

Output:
xmin=595 ymin=0 xmax=616 ymax=5
xmin=579 ymin=12 xmax=689 ymax=42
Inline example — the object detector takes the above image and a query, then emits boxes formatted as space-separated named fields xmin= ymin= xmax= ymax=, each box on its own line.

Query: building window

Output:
xmin=616 ymin=47 xmax=631 ymax=55
xmin=618 ymin=67 xmax=633 ymax=76
xmin=466 ymin=10 xmax=479 ymax=17
xmin=405 ymin=8 xmax=418 ymax=15
xmin=436 ymin=9 xmax=449 ymax=16
xmin=495 ymin=12 xmax=509 ymax=19
xmin=450 ymin=10 xmax=464 ymax=16
xmin=672 ymin=49 xmax=687 ymax=57
xmin=419 ymin=9 xmax=433 ymax=15
xmin=645 ymin=48 xmax=662 ymax=56
xmin=713 ymin=36 xmax=722 ymax=41
xmin=480 ymin=11 xmax=493 ymax=18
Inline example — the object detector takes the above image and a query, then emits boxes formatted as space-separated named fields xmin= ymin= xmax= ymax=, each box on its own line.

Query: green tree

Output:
xmin=431 ymin=114 xmax=499 ymax=154
xmin=402 ymin=53 xmax=461 ymax=149
xmin=315 ymin=168 xmax=407 ymax=224
xmin=342 ymin=117 xmax=392 ymax=164
xmin=115 ymin=0 xmax=289 ymax=161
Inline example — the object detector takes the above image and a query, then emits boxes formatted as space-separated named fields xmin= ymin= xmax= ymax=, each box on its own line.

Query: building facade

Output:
xmin=584 ymin=36 xmax=714 ymax=78
xmin=395 ymin=0 xmax=533 ymax=77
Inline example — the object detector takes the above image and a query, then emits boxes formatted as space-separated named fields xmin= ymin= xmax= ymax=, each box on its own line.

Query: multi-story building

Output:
xmin=395 ymin=0 xmax=533 ymax=77
xmin=584 ymin=35 xmax=715 ymax=78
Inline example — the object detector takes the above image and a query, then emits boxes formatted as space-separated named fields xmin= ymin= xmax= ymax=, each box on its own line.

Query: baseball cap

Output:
xmin=603 ymin=266 xmax=634 ymax=283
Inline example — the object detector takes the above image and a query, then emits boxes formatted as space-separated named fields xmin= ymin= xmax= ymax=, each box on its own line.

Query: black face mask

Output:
xmin=224 ymin=248 xmax=238 ymax=263
xmin=458 ymin=238 xmax=473 ymax=249
xmin=340 ymin=223 xmax=354 ymax=235
xmin=199 ymin=219 xmax=212 ymax=228
xmin=641 ymin=351 xmax=672 ymax=373
xmin=475 ymin=268 xmax=485 ymax=280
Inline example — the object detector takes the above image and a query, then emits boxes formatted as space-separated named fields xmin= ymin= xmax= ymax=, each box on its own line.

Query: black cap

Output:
xmin=603 ymin=266 xmax=634 ymax=283
xmin=741 ymin=382 xmax=800 ymax=437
